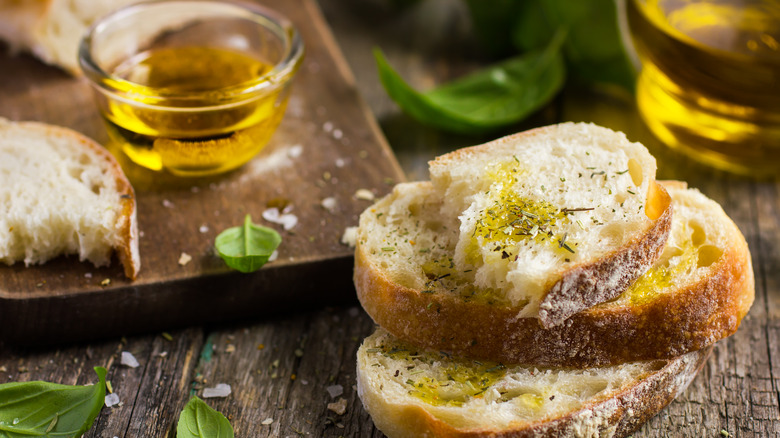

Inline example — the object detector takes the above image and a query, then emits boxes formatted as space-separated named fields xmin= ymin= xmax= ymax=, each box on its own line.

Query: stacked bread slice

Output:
xmin=354 ymin=123 xmax=754 ymax=437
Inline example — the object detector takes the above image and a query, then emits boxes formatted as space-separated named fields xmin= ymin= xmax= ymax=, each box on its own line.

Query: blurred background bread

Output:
xmin=0 ymin=0 xmax=141 ymax=74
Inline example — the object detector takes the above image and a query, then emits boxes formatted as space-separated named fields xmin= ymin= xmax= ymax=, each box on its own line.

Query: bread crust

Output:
xmin=357 ymin=343 xmax=712 ymax=438
xmin=428 ymin=123 xmax=671 ymax=327
xmin=0 ymin=119 xmax=140 ymax=279
xmin=538 ymin=182 xmax=672 ymax=327
xmin=355 ymin=186 xmax=752 ymax=367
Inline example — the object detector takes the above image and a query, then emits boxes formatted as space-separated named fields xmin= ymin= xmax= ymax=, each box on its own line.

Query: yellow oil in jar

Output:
xmin=627 ymin=0 xmax=780 ymax=176
xmin=102 ymin=46 xmax=289 ymax=177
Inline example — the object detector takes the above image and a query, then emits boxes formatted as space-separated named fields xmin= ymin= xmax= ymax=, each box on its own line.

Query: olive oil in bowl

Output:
xmin=627 ymin=0 xmax=780 ymax=176
xmin=79 ymin=1 xmax=304 ymax=177
xmin=103 ymin=47 xmax=288 ymax=176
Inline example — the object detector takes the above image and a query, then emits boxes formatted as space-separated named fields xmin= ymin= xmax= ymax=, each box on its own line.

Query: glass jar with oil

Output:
xmin=79 ymin=1 xmax=303 ymax=177
xmin=627 ymin=0 xmax=780 ymax=176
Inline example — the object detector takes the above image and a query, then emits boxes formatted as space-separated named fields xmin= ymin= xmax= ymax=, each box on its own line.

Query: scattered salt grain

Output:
xmin=341 ymin=227 xmax=358 ymax=248
xmin=199 ymin=225 xmax=209 ymax=233
xmin=321 ymin=197 xmax=338 ymax=213
xmin=335 ymin=158 xmax=346 ymax=168
xmin=268 ymin=250 xmax=279 ymax=262
xmin=191 ymin=186 xmax=200 ymax=193
xmin=333 ymin=129 xmax=343 ymax=140
xmin=261 ymin=418 xmax=274 ymax=425
xmin=84 ymin=273 xmax=92 ymax=279
xmin=355 ymin=189 xmax=375 ymax=201
xmin=262 ymin=208 xmax=298 ymax=231
xmin=326 ymin=384 xmax=343 ymax=398
xmin=202 ymin=383 xmax=232 ymax=398
xmin=121 ymin=351 xmax=139 ymax=368
xmin=323 ymin=121 xmax=334 ymax=132
xmin=162 ymin=199 xmax=174 ymax=208
xmin=105 ymin=393 xmax=120 ymax=407
xmin=288 ymin=144 xmax=303 ymax=158
xmin=178 ymin=252 xmax=192 ymax=266
xmin=327 ymin=397 xmax=347 ymax=415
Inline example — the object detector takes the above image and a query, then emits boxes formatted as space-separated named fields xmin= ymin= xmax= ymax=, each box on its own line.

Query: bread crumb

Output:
xmin=178 ymin=252 xmax=192 ymax=266
xmin=322 ymin=197 xmax=338 ymax=213
xmin=355 ymin=189 xmax=375 ymax=201
xmin=225 ymin=344 xmax=236 ymax=354
xmin=261 ymin=418 xmax=274 ymax=425
xmin=341 ymin=227 xmax=358 ymax=248
xmin=100 ymin=278 xmax=111 ymax=286
xmin=327 ymin=397 xmax=347 ymax=415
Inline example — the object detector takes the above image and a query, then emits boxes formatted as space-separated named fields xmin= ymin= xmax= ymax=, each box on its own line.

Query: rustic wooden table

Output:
xmin=1 ymin=1 xmax=779 ymax=437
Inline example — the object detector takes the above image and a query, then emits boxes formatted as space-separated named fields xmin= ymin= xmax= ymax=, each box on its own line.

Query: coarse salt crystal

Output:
xmin=355 ymin=189 xmax=375 ymax=201
xmin=199 ymin=225 xmax=209 ymax=233
xmin=203 ymin=383 xmax=231 ymax=398
xmin=178 ymin=252 xmax=192 ymax=266
xmin=288 ymin=144 xmax=303 ymax=158
xmin=162 ymin=199 xmax=174 ymax=208
xmin=105 ymin=393 xmax=120 ymax=407
xmin=261 ymin=418 xmax=274 ymax=425
xmin=321 ymin=197 xmax=338 ymax=213
xmin=262 ymin=208 xmax=298 ymax=231
xmin=326 ymin=384 xmax=343 ymax=398
xmin=121 ymin=351 xmax=139 ymax=368
xmin=341 ymin=227 xmax=358 ymax=248
xmin=335 ymin=158 xmax=346 ymax=168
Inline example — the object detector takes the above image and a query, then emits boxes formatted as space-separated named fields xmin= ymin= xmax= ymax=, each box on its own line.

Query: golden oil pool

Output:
xmin=627 ymin=0 xmax=780 ymax=176
xmin=103 ymin=46 xmax=289 ymax=177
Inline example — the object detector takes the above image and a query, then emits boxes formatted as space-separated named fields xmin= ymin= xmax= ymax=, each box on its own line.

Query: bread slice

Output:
xmin=0 ymin=0 xmax=140 ymax=74
xmin=0 ymin=118 xmax=140 ymax=279
xmin=387 ymin=123 xmax=672 ymax=327
xmin=356 ymin=181 xmax=752 ymax=367
xmin=357 ymin=328 xmax=711 ymax=438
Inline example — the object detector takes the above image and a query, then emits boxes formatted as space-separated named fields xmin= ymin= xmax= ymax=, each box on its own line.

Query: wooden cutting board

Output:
xmin=0 ymin=0 xmax=404 ymax=345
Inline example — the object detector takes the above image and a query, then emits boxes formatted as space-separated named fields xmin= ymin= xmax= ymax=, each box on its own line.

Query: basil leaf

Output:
xmin=375 ymin=30 xmax=565 ymax=134
xmin=215 ymin=214 xmax=281 ymax=273
xmin=513 ymin=0 xmax=636 ymax=92
xmin=464 ymin=0 xmax=532 ymax=58
xmin=176 ymin=396 xmax=234 ymax=438
xmin=0 ymin=367 xmax=107 ymax=437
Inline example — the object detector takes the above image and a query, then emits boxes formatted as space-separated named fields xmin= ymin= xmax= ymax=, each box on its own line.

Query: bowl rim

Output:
xmin=78 ymin=0 xmax=304 ymax=103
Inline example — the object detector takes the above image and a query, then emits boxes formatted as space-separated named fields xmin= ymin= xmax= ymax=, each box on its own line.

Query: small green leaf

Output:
xmin=375 ymin=29 xmax=566 ymax=134
xmin=176 ymin=396 xmax=234 ymax=438
xmin=215 ymin=215 xmax=281 ymax=273
xmin=0 ymin=366 xmax=107 ymax=437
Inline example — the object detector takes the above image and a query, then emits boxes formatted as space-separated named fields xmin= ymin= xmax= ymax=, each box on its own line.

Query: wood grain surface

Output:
xmin=0 ymin=0 xmax=779 ymax=437
xmin=0 ymin=0 xmax=404 ymax=344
